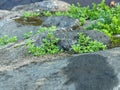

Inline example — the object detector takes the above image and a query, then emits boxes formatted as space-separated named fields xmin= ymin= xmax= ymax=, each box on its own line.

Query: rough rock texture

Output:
xmin=80 ymin=30 xmax=111 ymax=46
xmin=0 ymin=47 xmax=120 ymax=90
xmin=12 ymin=0 xmax=70 ymax=12
xmin=42 ymin=16 xmax=80 ymax=30
xmin=0 ymin=19 xmax=39 ymax=40
xmin=0 ymin=1 xmax=119 ymax=90
xmin=54 ymin=29 xmax=110 ymax=51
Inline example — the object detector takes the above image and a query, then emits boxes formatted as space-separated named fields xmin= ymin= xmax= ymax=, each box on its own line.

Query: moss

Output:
xmin=109 ymin=35 xmax=120 ymax=48
xmin=14 ymin=17 xmax=43 ymax=26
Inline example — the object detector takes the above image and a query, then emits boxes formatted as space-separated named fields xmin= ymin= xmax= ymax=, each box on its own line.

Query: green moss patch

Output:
xmin=14 ymin=17 xmax=43 ymax=26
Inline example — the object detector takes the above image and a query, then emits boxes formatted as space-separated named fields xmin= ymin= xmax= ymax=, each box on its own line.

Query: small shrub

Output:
xmin=37 ymin=26 xmax=56 ymax=33
xmin=23 ymin=11 xmax=40 ymax=18
xmin=27 ymin=33 xmax=60 ymax=56
xmin=0 ymin=35 xmax=17 ymax=46
xmin=72 ymin=33 xmax=106 ymax=53
xmin=23 ymin=31 xmax=33 ymax=39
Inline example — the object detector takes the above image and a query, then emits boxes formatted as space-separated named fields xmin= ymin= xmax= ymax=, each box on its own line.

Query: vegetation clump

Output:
xmin=27 ymin=33 xmax=60 ymax=56
xmin=14 ymin=0 xmax=120 ymax=56
xmin=0 ymin=35 xmax=17 ymax=46
xmin=72 ymin=33 xmax=106 ymax=53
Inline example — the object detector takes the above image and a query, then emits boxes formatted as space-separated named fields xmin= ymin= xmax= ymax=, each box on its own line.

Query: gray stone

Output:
xmin=80 ymin=30 xmax=111 ymax=46
xmin=0 ymin=47 xmax=120 ymax=90
xmin=0 ymin=19 xmax=39 ymax=40
xmin=12 ymin=0 xmax=70 ymax=12
xmin=42 ymin=16 xmax=80 ymax=30
xmin=0 ymin=2 xmax=119 ymax=90
xmin=53 ymin=29 xmax=110 ymax=51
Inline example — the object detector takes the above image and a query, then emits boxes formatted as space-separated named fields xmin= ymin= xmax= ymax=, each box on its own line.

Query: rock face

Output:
xmin=0 ymin=1 xmax=120 ymax=90
xmin=0 ymin=47 xmax=120 ymax=90
xmin=42 ymin=16 xmax=80 ymax=30
xmin=12 ymin=0 xmax=70 ymax=12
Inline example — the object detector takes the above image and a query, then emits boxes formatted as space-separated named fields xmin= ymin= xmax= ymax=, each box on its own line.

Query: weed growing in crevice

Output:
xmin=71 ymin=33 xmax=107 ymax=53
xmin=23 ymin=31 xmax=33 ymax=39
xmin=23 ymin=11 xmax=40 ymax=19
xmin=0 ymin=35 xmax=17 ymax=46
xmin=37 ymin=26 xmax=56 ymax=34
xmin=27 ymin=33 xmax=60 ymax=56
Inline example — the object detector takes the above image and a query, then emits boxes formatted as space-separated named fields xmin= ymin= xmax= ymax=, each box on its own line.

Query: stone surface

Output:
xmin=0 ymin=1 xmax=119 ymax=90
xmin=0 ymin=19 xmax=39 ymax=40
xmin=0 ymin=0 xmax=42 ymax=10
xmin=80 ymin=30 xmax=111 ymax=46
xmin=42 ymin=16 xmax=80 ymax=30
xmin=0 ymin=47 xmax=120 ymax=90
xmin=12 ymin=0 xmax=70 ymax=12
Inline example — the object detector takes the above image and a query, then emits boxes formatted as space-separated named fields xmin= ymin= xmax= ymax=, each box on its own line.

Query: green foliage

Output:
xmin=72 ymin=33 xmax=106 ymax=53
xmin=0 ymin=35 xmax=17 ymax=46
xmin=27 ymin=33 xmax=60 ymax=56
xmin=23 ymin=11 xmax=40 ymax=18
xmin=37 ymin=26 xmax=56 ymax=33
xmin=23 ymin=31 xmax=33 ymax=39
xmin=43 ymin=11 xmax=53 ymax=16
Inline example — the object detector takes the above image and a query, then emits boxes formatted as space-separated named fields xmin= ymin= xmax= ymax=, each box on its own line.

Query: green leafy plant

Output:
xmin=37 ymin=26 xmax=56 ymax=33
xmin=23 ymin=31 xmax=33 ymax=39
xmin=72 ymin=33 xmax=106 ymax=53
xmin=27 ymin=33 xmax=60 ymax=56
xmin=0 ymin=35 xmax=17 ymax=46
xmin=23 ymin=11 xmax=40 ymax=18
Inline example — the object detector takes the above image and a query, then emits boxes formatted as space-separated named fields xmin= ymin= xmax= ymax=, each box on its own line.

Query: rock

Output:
xmin=42 ymin=16 xmax=80 ymax=30
xmin=0 ymin=19 xmax=39 ymax=40
xmin=0 ymin=1 xmax=119 ymax=90
xmin=0 ymin=47 xmax=120 ymax=90
xmin=54 ymin=30 xmax=79 ymax=51
xmin=37 ymin=0 xmax=70 ymax=12
xmin=53 ymin=29 xmax=110 ymax=51
xmin=80 ymin=30 xmax=111 ymax=46
xmin=12 ymin=0 xmax=70 ymax=12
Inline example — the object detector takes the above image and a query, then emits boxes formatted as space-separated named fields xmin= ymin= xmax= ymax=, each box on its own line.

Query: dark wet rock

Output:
xmin=53 ymin=29 xmax=110 ymax=51
xmin=42 ymin=16 xmax=80 ymax=30
xmin=64 ymin=54 xmax=119 ymax=90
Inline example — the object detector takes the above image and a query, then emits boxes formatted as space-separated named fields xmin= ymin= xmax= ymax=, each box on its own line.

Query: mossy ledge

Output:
xmin=14 ymin=17 xmax=43 ymax=26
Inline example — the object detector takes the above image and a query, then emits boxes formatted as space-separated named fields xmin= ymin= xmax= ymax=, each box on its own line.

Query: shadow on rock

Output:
xmin=63 ymin=54 xmax=118 ymax=90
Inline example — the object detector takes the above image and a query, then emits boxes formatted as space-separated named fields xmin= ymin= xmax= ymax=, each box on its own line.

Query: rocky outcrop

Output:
xmin=12 ymin=0 xmax=70 ymax=12
xmin=0 ymin=1 xmax=119 ymax=90
xmin=42 ymin=16 xmax=80 ymax=30
xmin=0 ymin=47 xmax=120 ymax=90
